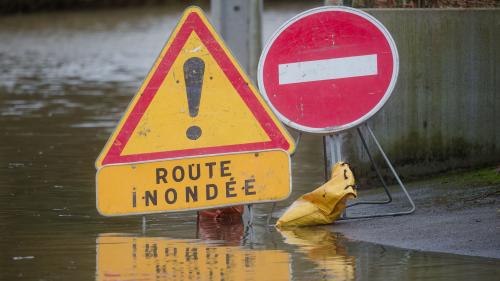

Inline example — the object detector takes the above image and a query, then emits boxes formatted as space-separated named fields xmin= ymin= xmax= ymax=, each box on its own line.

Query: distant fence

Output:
xmin=343 ymin=9 xmax=500 ymax=180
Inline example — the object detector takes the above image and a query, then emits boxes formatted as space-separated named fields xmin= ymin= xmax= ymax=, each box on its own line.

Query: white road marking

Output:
xmin=278 ymin=54 xmax=378 ymax=85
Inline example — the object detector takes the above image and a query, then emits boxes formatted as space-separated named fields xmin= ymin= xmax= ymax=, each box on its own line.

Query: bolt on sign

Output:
xmin=258 ymin=7 xmax=399 ymax=134
xmin=95 ymin=7 xmax=295 ymax=216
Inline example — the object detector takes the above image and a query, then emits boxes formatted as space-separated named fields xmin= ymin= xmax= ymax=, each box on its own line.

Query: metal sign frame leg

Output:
xmin=243 ymin=204 xmax=254 ymax=226
xmin=341 ymin=123 xmax=416 ymax=219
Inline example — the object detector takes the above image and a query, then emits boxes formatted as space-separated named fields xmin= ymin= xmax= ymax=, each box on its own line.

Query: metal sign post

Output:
xmin=323 ymin=134 xmax=343 ymax=179
xmin=258 ymin=6 xmax=415 ymax=220
xmin=211 ymin=0 xmax=264 ymax=225
xmin=211 ymin=0 xmax=262 ymax=81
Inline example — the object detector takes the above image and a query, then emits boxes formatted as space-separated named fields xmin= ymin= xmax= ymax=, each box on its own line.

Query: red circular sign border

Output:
xmin=257 ymin=6 xmax=399 ymax=134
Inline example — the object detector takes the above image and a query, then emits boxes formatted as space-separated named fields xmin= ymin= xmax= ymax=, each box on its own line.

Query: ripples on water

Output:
xmin=1 ymin=3 xmax=499 ymax=280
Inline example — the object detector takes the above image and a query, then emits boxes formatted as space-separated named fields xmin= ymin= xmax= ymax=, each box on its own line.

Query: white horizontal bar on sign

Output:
xmin=278 ymin=54 xmax=378 ymax=85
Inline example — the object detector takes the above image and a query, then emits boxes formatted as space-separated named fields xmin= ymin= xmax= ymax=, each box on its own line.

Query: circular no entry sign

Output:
xmin=258 ymin=7 xmax=399 ymax=134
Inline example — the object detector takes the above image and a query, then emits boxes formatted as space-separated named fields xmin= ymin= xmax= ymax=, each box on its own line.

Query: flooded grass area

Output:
xmin=1 ymin=3 xmax=499 ymax=280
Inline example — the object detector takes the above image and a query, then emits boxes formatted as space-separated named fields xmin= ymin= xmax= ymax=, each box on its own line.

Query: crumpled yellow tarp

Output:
xmin=276 ymin=162 xmax=357 ymax=227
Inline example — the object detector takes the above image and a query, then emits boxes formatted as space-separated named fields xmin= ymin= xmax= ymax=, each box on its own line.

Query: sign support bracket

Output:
xmin=323 ymin=133 xmax=344 ymax=179
xmin=243 ymin=204 xmax=254 ymax=227
xmin=142 ymin=216 xmax=146 ymax=234
xmin=340 ymin=123 xmax=416 ymax=219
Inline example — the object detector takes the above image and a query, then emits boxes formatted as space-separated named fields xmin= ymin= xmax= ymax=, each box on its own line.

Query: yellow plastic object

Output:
xmin=276 ymin=162 xmax=357 ymax=227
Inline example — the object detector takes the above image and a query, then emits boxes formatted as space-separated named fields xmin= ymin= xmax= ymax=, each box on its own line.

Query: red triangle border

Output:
xmin=102 ymin=11 xmax=290 ymax=166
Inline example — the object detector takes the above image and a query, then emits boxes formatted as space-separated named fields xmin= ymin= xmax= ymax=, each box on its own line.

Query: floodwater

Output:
xmin=1 ymin=3 xmax=499 ymax=280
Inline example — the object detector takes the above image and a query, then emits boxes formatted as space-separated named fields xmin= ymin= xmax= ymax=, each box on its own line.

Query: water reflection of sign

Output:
xmin=95 ymin=7 xmax=294 ymax=216
xmin=96 ymin=235 xmax=290 ymax=281
xmin=279 ymin=228 xmax=355 ymax=280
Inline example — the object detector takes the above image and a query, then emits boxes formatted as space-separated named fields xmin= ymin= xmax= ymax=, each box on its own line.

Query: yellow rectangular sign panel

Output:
xmin=96 ymin=235 xmax=291 ymax=281
xmin=96 ymin=150 xmax=291 ymax=216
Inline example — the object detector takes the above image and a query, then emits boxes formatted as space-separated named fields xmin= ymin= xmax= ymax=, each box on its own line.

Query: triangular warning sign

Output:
xmin=96 ymin=7 xmax=295 ymax=168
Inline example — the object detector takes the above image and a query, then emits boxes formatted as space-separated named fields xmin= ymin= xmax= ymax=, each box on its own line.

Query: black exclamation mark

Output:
xmin=184 ymin=57 xmax=205 ymax=140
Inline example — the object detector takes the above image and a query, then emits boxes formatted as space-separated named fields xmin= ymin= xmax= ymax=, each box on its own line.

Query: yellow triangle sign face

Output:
xmin=96 ymin=7 xmax=294 ymax=168
xmin=122 ymin=31 xmax=271 ymax=155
